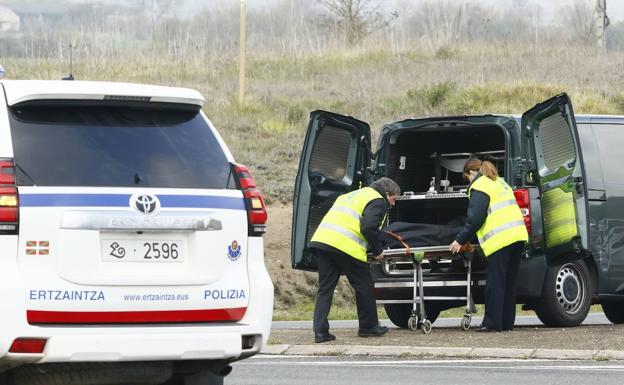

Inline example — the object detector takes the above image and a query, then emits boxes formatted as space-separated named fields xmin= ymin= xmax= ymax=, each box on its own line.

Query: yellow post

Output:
xmin=238 ymin=0 xmax=247 ymax=103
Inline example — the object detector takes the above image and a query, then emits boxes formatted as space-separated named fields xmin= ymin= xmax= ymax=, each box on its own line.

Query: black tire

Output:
xmin=384 ymin=303 xmax=440 ymax=328
xmin=602 ymin=302 xmax=624 ymax=324
xmin=534 ymin=260 xmax=592 ymax=327
xmin=9 ymin=362 xmax=172 ymax=385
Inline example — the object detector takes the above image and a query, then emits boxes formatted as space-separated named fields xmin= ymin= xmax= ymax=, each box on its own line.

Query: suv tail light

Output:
xmin=232 ymin=164 xmax=267 ymax=236
xmin=513 ymin=188 xmax=531 ymax=236
xmin=9 ymin=338 xmax=47 ymax=354
xmin=0 ymin=159 xmax=18 ymax=233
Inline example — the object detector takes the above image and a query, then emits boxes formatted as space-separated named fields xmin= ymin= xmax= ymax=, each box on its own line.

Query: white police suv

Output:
xmin=0 ymin=79 xmax=273 ymax=385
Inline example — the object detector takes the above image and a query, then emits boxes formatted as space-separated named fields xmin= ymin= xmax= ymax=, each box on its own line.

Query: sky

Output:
xmin=245 ymin=0 xmax=624 ymax=22
xmin=8 ymin=0 xmax=623 ymax=24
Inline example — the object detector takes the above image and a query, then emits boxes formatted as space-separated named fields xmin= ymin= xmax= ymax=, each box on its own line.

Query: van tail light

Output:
xmin=232 ymin=164 xmax=267 ymax=236
xmin=0 ymin=159 xmax=18 ymax=233
xmin=513 ymin=188 xmax=532 ymax=236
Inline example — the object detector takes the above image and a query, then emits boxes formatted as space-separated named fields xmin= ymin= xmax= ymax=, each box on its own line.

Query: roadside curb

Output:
xmin=261 ymin=344 xmax=624 ymax=360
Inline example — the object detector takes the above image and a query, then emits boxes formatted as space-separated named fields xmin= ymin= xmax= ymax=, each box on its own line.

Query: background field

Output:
xmin=2 ymin=0 xmax=623 ymax=320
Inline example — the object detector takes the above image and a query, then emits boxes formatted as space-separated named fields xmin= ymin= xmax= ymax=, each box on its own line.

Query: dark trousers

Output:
xmin=482 ymin=241 xmax=525 ymax=331
xmin=313 ymin=249 xmax=378 ymax=333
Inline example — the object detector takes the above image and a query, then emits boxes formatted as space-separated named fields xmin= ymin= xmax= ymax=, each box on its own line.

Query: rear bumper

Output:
xmin=0 ymin=237 xmax=274 ymax=367
xmin=4 ymin=328 xmax=259 ymax=364
xmin=1 ymin=293 xmax=272 ymax=366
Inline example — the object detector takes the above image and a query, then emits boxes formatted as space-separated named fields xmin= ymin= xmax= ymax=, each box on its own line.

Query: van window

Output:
xmin=538 ymin=113 xmax=576 ymax=175
xmin=309 ymin=124 xmax=351 ymax=182
xmin=576 ymin=124 xmax=605 ymax=190
xmin=9 ymin=104 xmax=231 ymax=189
xmin=592 ymin=124 xmax=624 ymax=185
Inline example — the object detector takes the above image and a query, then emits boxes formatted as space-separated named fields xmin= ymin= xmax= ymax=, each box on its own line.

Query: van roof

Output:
xmin=1 ymin=80 xmax=204 ymax=107
xmin=510 ymin=114 xmax=624 ymax=124
xmin=410 ymin=113 xmax=624 ymax=126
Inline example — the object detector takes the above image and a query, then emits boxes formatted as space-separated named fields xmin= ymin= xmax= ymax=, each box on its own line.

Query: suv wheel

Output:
xmin=534 ymin=260 xmax=592 ymax=327
xmin=602 ymin=302 xmax=624 ymax=324
xmin=384 ymin=303 xmax=440 ymax=328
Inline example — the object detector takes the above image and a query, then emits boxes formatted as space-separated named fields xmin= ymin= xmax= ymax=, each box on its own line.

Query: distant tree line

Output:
xmin=1 ymin=0 xmax=623 ymax=59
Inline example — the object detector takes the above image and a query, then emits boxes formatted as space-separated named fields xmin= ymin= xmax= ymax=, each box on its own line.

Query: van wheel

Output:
xmin=602 ymin=302 xmax=624 ymax=324
xmin=384 ymin=303 xmax=440 ymax=328
xmin=9 ymin=362 xmax=172 ymax=385
xmin=534 ymin=260 xmax=591 ymax=327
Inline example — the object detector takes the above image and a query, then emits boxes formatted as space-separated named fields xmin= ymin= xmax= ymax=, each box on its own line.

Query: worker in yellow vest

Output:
xmin=310 ymin=177 xmax=401 ymax=343
xmin=450 ymin=159 xmax=528 ymax=332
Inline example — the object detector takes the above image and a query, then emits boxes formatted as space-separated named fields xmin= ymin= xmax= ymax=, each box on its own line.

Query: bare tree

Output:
xmin=417 ymin=0 xmax=464 ymax=54
xmin=562 ymin=0 xmax=596 ymax=44
xmin=317 ymin=0 xmax=397 ymax=44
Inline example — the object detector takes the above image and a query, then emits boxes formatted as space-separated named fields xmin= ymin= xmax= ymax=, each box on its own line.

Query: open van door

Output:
xmin=291 ymin=111 xmax=371 ymax=271
xmin=521 ymin=93 xmax=588 ymax=264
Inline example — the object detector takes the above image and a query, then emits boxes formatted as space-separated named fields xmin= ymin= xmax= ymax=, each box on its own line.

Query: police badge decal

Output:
xmin=227 ymin=240 xmax=242 ymax=261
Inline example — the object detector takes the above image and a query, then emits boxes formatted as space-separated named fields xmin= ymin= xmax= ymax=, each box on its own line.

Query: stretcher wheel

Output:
xmin=421 ymin=319 xmax=432 ymax=334
xmin=407 ymin=316 xmax=419 ymax=331
xmin=461 ymin=314 xmax=472 ymax=331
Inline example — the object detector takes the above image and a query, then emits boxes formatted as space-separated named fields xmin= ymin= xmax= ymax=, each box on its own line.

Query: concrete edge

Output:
xmin=260 ymin=345 xmax=624 ymax=361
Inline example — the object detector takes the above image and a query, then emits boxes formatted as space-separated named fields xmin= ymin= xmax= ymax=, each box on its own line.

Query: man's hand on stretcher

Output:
xmin=373 ymin=253 xmax=385 ymax=261
xmin=449 ymin=240 xmax=474 ymax=254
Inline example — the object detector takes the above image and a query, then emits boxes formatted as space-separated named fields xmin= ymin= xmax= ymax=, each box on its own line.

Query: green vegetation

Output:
xmin=267 ymin=336 xmax=283 ymax=345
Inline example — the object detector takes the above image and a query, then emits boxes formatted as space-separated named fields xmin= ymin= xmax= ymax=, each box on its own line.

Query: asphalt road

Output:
xmin=228 ymin=356 xmax=624 ymax=385
xmin=272 ymin=313 xmax=610 ymax=329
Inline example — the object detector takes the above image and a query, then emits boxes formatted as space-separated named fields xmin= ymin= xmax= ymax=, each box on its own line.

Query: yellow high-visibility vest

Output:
xmin=469 ymin=176 xmax=528 ymax=256
xmin=310 ymin=187 xmax=385 ymax=262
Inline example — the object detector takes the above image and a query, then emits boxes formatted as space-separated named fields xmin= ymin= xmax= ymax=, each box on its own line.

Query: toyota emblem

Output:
xmin=130 ymin=194 xmax=160 ymax=215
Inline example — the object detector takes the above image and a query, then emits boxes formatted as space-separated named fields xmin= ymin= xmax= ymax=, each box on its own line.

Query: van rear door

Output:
xmin=291 ymin=111 xmax=371 ymax=271
xmin=521 ymin=93 xmax=588 ymax=263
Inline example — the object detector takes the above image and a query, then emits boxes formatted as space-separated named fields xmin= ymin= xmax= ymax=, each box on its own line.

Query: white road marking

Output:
xmin=236 ymin=358 xmax=624 ymax=372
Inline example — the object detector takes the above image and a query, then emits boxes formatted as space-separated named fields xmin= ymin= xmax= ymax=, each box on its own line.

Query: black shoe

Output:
xmin=314 ymin=332 xmax=336 ymax=343
xmin=358 ymin=325 xmax=389 ymax=337
xmin=475 ymin=325 xmax=499 ymax=333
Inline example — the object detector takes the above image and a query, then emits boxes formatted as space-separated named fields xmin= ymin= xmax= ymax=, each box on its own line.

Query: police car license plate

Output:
xmin=101 ymin=240 xmax=184 ymax=262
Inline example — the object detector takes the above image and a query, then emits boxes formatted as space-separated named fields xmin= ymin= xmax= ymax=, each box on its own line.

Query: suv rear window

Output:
xmin=9 ymin=103 xmax=231 ymax=189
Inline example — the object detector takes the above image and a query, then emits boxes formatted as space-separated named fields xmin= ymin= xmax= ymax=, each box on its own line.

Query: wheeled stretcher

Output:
xmin=370 ymin=243 xmax=477 ymax=334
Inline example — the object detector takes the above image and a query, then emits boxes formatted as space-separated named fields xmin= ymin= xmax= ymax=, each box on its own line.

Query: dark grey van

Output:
xmin=291 ymin=93 xmax=624 ymax=328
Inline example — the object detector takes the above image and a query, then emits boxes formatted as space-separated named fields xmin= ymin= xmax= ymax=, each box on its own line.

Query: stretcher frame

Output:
xmin=371 ymin=244 xmax=477 ymax=334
